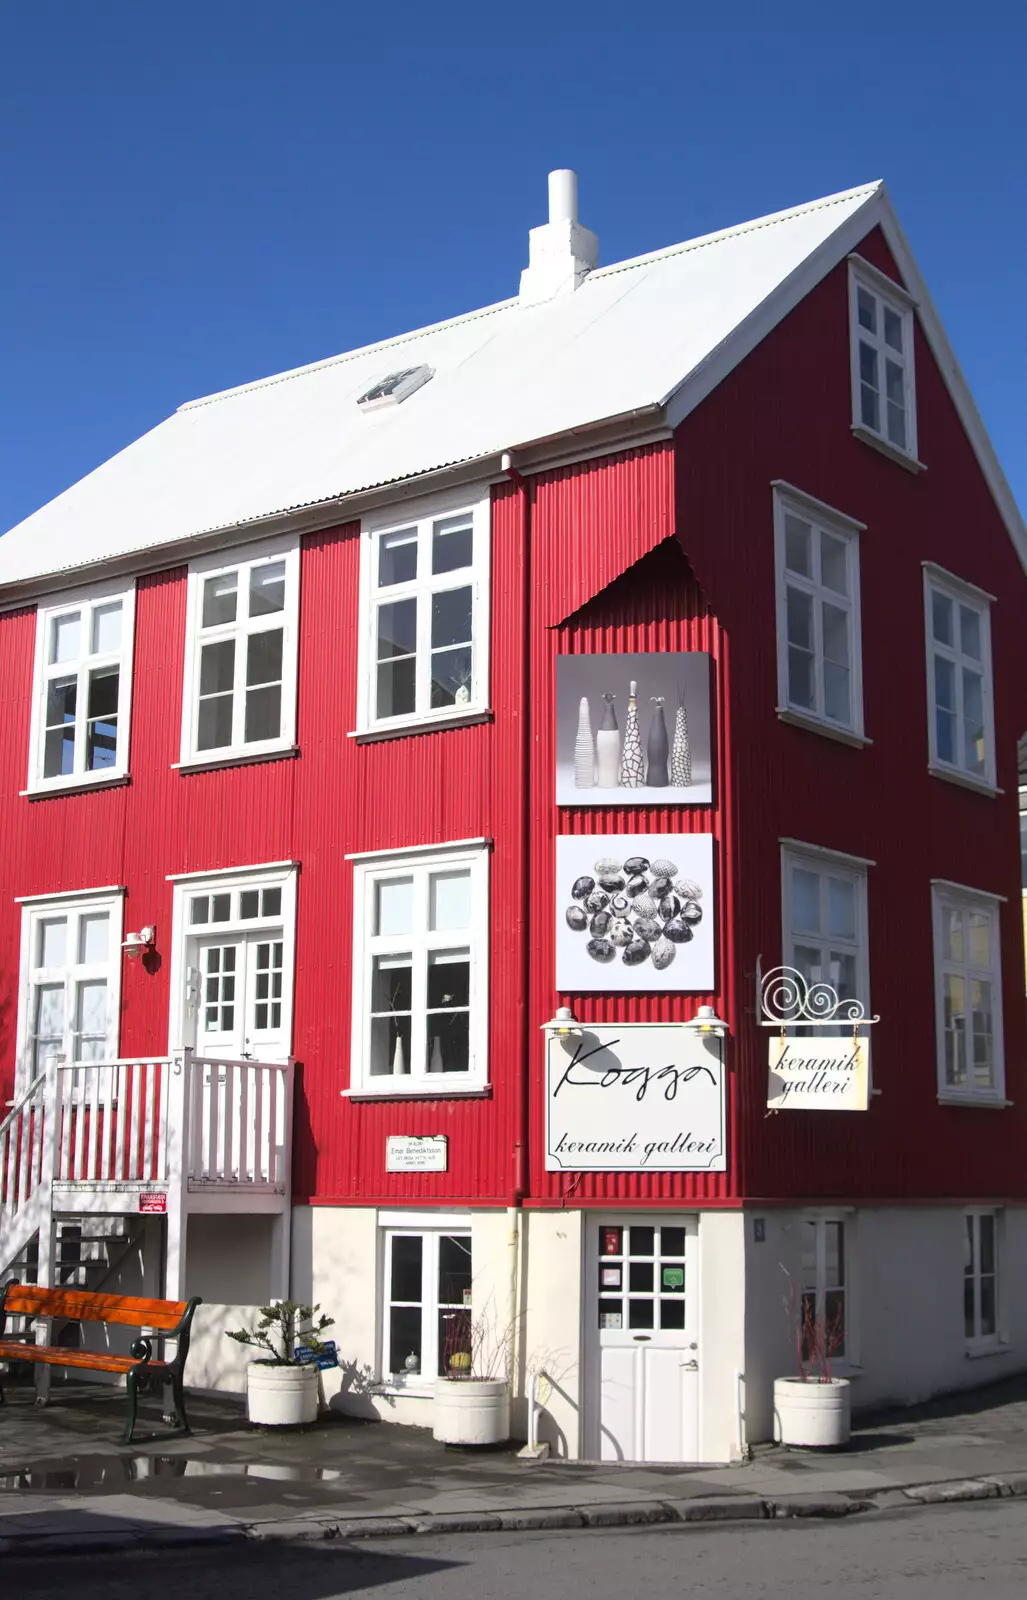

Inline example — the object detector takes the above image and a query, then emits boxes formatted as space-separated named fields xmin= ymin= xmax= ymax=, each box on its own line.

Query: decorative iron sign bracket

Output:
xmin=756 ymin=956 xmax=879 ymax=1031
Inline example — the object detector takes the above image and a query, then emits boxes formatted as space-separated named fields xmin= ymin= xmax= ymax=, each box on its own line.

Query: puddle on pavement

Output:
xmin=0 ymin=1457 xmax=343 ymax=1492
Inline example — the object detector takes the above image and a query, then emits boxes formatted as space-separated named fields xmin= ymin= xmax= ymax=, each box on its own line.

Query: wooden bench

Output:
xmin=0 ymin=1282 xmax=202 ymax=1443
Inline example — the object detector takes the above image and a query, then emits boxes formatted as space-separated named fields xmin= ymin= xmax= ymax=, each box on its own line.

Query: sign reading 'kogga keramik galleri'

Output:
xmin=545 ymin=1024 xmax=726 ymax=1172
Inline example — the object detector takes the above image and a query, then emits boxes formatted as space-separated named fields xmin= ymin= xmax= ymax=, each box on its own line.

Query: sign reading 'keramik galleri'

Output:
xmin=767 ymin=1036 xmax=869 ymax=1111
xmin=545 ymin=1024 xmax=726 ymax=1173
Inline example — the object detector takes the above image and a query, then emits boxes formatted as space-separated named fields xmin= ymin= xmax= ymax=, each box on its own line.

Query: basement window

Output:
xmin=357 ymin=365 xmax=433 ymax=412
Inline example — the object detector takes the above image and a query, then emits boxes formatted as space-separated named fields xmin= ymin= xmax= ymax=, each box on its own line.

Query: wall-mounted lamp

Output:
xmin=541 ymin=1006 xmax=582 ymax=1039
xmin=122 ymin=926 xmax=156 ymax=961
xmin=683 ymin=1004 xmax=728 ymax=1039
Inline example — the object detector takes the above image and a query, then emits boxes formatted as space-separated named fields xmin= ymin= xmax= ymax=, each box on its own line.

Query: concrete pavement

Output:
xmin=3 ymin=1372 xmax=1027 ymax=1552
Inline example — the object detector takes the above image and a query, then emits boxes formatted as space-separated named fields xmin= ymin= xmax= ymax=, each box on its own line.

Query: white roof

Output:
xmin=2 ymin=180 xmax=1023 ymax=590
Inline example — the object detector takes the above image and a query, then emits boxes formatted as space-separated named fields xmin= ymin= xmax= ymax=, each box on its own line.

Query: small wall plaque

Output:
xmin=386 ymin=1135 xmax=448 ymax=1173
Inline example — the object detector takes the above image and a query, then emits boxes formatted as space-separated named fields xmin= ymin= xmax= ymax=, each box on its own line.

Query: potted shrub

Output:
xmin=432 ymin=1306 xmax=511 ymax=1447
xmin=773 ymin=1272 xmax=850 ymax=1449
xmin=227 ymin=1301 xmax=334 ymax=1427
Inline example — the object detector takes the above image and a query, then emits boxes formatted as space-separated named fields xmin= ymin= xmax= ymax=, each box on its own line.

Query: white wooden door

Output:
xmin=590 ymin=1217 xmax=699 ymax=1462
xmin=190 ymin=933 xmax=287 ymax=1063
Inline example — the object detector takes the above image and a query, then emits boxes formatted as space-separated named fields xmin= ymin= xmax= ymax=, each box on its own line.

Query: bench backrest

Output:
xmin=3 ymin=1284 xmax=189 ymax=1330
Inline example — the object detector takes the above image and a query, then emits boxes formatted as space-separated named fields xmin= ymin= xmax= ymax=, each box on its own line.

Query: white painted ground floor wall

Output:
xmin=182 ymin=1202 xmax=1027 ymax=1462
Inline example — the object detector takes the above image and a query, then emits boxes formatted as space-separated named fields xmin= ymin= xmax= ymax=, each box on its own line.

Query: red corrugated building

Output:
xmin=1 ymin=172 xmax=1025 ymax=1459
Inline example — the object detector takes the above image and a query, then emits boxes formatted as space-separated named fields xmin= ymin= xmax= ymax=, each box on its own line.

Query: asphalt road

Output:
xmin=7 ymin=1499 xmax=1027 ymax=1599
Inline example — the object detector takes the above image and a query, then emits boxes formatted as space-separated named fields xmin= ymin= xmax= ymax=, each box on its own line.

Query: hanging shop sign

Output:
xmin=555 ymin=652 xmax=712 ymax=808
xmin=556 ymin=834 xmax=715 ymax=992
xmin=545 ymin=1024 xmax=726 ymax=1172
xmin=386 ymin=1135 xmax=448 ymax=1172
xmin=761 ymin=965 xmax=876 ymax=1112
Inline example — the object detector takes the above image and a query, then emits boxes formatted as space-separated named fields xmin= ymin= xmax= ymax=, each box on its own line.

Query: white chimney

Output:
xmin=519 ymin=169 xmax=598 ymax=306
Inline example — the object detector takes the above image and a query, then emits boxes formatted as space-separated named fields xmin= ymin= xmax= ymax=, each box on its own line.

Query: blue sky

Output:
xmin=2 ymin=1 xmax=1025 ymax=533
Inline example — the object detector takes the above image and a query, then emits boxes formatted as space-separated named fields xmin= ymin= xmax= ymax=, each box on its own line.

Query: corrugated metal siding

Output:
xmin=672 ymin=225 xmax=1027 ymax=1204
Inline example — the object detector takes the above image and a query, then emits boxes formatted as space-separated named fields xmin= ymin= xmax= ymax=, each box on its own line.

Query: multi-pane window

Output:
xmin=361 ymin=495 xmax=489 ymax=732
xmin=182 ymin=539 xmax=299 ymax=763
xmin=924 ymin=572 xmax=995 ymax=786
xmin=801 ymin=1218 xmax=847 ymax=1360
xmin=932 ymin=886 xmax=1004 ymax=1100
xmin=382 ymin=1229 xmax=472 ymax=1381
xmin=17 ymin=893 xmax=122 ymax=1094
xmin=774 ymin=490 xmax=863 ymax=735
xmin=596 ymin=1223 xmax=690 ymax=1333
xmin=29 ymin=584 xmax=136 ymax=791
xmin=782 ymin=847 xmax=868 ymax=1008
xmin=964 ymin=1211 xmax=999 ymax=1345
xmin=351 ymin=845 xmax=488 ymax=1093
xmin=849 ymin=261 xmax=917 ymax=459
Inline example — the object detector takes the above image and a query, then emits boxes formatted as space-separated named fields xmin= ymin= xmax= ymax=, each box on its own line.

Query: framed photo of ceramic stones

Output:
xmin=556 ymin=653 xmax=712 ymax=807
xmin=555 ymin=834 xmax=714 ymax=992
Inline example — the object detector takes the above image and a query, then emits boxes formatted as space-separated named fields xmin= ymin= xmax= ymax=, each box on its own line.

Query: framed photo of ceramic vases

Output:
xmin=555 ymin=834 xmax=715 ymax=992
xmin=555 ymin=653 xmax=712 ymax=807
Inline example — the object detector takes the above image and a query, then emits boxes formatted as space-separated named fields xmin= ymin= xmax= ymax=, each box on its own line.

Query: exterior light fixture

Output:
xmin=684 ymin=1004 xmax=728 ymax=1039
xmin=541 ymin=1006 xmax=582 ymax=1039
xmin=122 ymin=926 xmax=156 ymax=961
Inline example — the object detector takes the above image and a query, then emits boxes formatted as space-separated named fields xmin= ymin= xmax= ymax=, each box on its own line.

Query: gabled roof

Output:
xmin=2 ymin=180 xmax=1023 ymax=594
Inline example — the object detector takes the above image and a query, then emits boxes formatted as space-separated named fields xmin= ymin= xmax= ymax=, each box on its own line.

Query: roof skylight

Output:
xmin=357 ymin=365 xmax=433 ymax=412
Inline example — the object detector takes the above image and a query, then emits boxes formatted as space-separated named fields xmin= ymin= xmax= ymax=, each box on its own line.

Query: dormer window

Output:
xmin=848 ymin=257 xmax=918 ymax=465
xmin=357 ymin=365 xmax=433 ymax=412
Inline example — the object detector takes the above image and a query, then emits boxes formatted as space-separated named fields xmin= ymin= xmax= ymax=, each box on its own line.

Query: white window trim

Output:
xmin=350 ymin=841 xmax=489 ymax=1095
xmin=356 ymin=485 xmax=491 ymax=736
xmin=964 ymin=1207 xmax=1004 ymax=1354
xmin=772 ymin=485 xmax=865 ymax=740
xmin=15 ymin=888 xmax=125 ymax=1096
xmin=800 ymin=1211 xmax=858 ymax=1373
xmin=780 ymin=842 xmax=871 ymax=1010
xmin=166 ymin=863 xmax=298 ymax=1055
xmin=27 ymin=577 xmax=137 ymax=795
xmin=848 ymin=256 xmax=919 ymax=464
xmin=377 ymin=1219 xmax=474 ymax=1393
xmin=180 ymin=534 xmax=300 ymax=767
xmin=923 ymin=568 xmax=997 ymax=790
xmin=931 ymin=883 xmax=1005 ymax=1105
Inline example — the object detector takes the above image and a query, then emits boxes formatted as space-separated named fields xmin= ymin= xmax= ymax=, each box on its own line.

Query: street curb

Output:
xmin=2 ymin=1473 xmax=1025 ymax=1556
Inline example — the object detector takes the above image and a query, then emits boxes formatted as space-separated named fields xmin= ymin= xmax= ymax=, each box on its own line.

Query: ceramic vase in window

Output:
xmin=596 ymin=694 xmax=620 ymax=788
xmin=670 ymin=694 xmax=692 ymax=787
xmin=573 ymin=696 xmax=595 ymax=788
xmin=646 ymin=696 xmax=670 ymax=787
xmin=619 ymin=681 xmax=645 ymax=788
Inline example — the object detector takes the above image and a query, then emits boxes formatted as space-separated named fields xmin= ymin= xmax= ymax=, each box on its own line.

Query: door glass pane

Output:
xmin=79 ymin=914 xmax=109 ymax=964
xmin=629 ymin=1261 xmax=654 ymax=1293
xmin=91 ymin=603 xmax=122 ymax=654
xmin=211 ymin=893 xmax=231 ymax=922
xmin=432 ymin=516 xmax=473 ymax=574
xmin=38 ymin=918 xmax=68 ymax=968
xmin=630 ymin=1226 xmax=655 ymax=1256
xmin=429 ymin=870 xmax=471 ymax=932
xmin=660 ymin=1298 xmax=685 ymax=1330
xmin=50 ymin=612 xmax=82 ymax=664
xmin=240 ymin=890 xmax=259 ymax=919
xmin=628 ymin=1298 xmax=654 ymax=1329
xmin=783 ymin=514 xmax=811 ymax=577
xmin=261 ymin=887 xmax=282 ymax=917
xmin=375 ymin=877 xmax=414 ymax=936
xmin=202 ymin=572 xmax=238 ymax=628
xmin=378 ymin=528 xmax=418 ymax=587
xmin=249 ymin=561 xmax=286 ymax=617
xmin=661 ymin=1227 xmax=686 ymax=1258
xmin=190 ymin=897 xmax=210 ymax=925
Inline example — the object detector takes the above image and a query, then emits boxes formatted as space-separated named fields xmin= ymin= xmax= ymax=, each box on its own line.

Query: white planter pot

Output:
xmin=433 ymin=1378 xmax=510 ymax=1446
xmin=773 ymin=1376 xmax=851 ymax=1448
xmin=246 ymin=1362 xmax=319 ymax=1427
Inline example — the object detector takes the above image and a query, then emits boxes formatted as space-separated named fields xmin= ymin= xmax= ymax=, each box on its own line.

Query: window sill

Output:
xmin=775 ymin=708 xmax=872 ymax=749
xmin=966 ymin=1340 xmax=1011 ymax=1360
xmin=342 ymin=1084 xmax=492 ymax=1101
xmin=173 ymin=745 xmax=299 ymax=775
xmin=371 ymin=1380 xmax=434 ymax=1399
xmin=937 ymin=1094 xmax=1012 ymax=1109
xmin=927 ymin=763 xmax=1001 ymax=799
xmin=851 ymin=424 xmax=926 ymax=474
xmin=22 ymin=774 xmax=130 ymax=800
xmin=350 ymin=709 xmax=493 ymax=744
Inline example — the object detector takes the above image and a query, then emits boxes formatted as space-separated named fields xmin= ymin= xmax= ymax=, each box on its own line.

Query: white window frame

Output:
xmin=378 ymin=1219 xmax=473 ymax=1391
xmin=14 ymin=888 xmax=125 ymax=1096
xmin=780 ymin=842 xmax=871 ymax=1012
xmin=964 ymin=1208 xmax=1002 ymax=1352
xmin=356 ymin=486 xmax=491 ymax=736
xmin=848 ymin=256 xmax=918 ymax=463
xmin=180 ymin=535 xmax=300 ymax=767
xmin=349 ymin=840 xmax=489 ymax=1096
xmin=166 ymin=861 xmax=298 ymax=1055
xmin=27 ymin=578 xmax=137 ymax=794
xmin=800 ymin=1212 xmax=856 ymax=1370
xmin=772 ymin=484 xmax=865 ymax=739
xmin=931 ymin=881 xmax=1005 ymax=1104
xmin=923 ymin=566 xmax=996 ymax=791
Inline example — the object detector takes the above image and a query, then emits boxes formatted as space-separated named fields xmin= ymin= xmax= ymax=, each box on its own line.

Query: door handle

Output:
xmin=681 ymin=1359 xmax=698 ymax=1370
xmin=632 ymin=1335 xmax=651 ymax=1342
